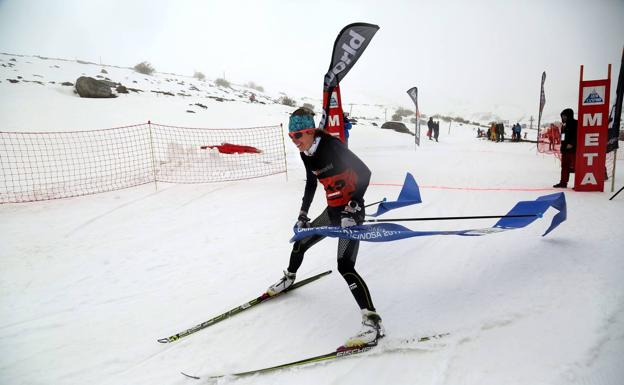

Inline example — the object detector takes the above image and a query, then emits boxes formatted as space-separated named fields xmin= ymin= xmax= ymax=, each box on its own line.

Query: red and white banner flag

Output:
xmin=575 ymin=65 xmax=611 ymax=191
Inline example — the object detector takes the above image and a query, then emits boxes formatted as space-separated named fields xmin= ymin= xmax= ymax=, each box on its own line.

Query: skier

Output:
xmin=427 ymin=117 xmax=434 ymax=140
xmin=267 ymin=107 xmax=384 ymax=348
xmin=343 ymin=112 xmax=352 ymax=146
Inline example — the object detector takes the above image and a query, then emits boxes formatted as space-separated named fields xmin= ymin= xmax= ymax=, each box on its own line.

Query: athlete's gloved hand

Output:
xmin=295 ymin=211 xmax=311 ymax=229
xmin=340 ymin=200 xmax=362 ymax=228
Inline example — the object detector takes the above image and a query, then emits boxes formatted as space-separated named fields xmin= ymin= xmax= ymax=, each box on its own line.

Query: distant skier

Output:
xmin=267 ymin=107 xmax=384 ymax=348
xmin=427 ymin=117 xmax=434 ymax=140
xmin=495 ymin=123 xmax=503 ymax=142
xmin=343 ymin=112 xmax=352 ymax=146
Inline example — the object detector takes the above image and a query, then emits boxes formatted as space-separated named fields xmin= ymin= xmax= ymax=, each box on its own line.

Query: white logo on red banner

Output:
xmin=330 ymin=92 xmax=339 ymax=109
xmin=582 ymin=86 xmax=606 ymax=105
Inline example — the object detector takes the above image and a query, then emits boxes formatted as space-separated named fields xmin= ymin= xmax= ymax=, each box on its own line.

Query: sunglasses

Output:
xmin=288 ymin=129 xmax=315 ymax=140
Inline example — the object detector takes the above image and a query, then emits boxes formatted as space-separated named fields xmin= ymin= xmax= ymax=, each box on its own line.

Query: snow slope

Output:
xmin=1 ymin=54 xmax=623 ymax=385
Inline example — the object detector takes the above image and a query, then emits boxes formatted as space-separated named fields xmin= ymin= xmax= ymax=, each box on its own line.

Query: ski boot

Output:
xmin=343 ymin=309 xmax=385 ymax=348
xmin=267 ymin=270 xmax=296 ymax=296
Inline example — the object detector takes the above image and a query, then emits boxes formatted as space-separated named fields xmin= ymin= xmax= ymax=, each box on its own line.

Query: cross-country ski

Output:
xmin=157 ymin=270 xmax=331 ymax=343
xmin=181 ymin=334 xmax=448 ymax=380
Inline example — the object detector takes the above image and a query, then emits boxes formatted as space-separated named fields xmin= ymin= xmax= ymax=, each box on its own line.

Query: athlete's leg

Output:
xmin=337 ymin=238 xmax=376 ymax=311
xmin=287 ymin=208 xmax=331 ymax=273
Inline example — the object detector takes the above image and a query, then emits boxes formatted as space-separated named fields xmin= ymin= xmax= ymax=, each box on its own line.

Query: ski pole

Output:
xmin=364 ymin=198 xmax=386 ymax=208
xmin=609 ymin=185 xmax=624 ymax=200
xmin=365 ymin=214 xmax=539 ymax=223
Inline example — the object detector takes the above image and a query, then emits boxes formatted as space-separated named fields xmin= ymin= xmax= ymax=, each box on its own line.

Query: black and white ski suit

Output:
xmin=288 ymin=131 xmax=377 ymax=312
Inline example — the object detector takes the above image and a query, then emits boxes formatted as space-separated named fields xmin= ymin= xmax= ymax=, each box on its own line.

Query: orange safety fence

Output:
xmin=0 ymin=122 xmax=286 ymax=203
xmin=538 ymin=123 xmax=562 ymax=160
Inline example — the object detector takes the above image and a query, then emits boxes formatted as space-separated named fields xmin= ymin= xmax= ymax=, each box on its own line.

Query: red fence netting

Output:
xmin=0 ymin=122 xmax=286 ymax=203
xmin=537 ymin=124 xmax=562 ymax=159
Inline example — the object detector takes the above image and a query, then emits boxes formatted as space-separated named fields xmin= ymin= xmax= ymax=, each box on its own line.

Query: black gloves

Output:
xmin=340 ymin=200 xmax=363 ymax=228
xmin=296 ymin=211 xmax=311 ymax=229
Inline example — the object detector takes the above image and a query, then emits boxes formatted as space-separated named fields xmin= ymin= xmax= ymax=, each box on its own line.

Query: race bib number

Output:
xmin=319 ymin=169 xmax=357 ymax=207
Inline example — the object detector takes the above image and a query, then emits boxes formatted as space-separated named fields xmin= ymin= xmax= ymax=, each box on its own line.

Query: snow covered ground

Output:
xmin=1 ymin=54 xmax=623 ymax=385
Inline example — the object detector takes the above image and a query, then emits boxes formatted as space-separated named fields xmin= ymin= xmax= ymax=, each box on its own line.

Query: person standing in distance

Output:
xmin=267 ymin=107 xmax=384 ymax=348
xmin=427 ymin=117 xmax=434 ymax=140
xmin=553 ymin=108 xmax=578 ymax=188
xmin=343 ymin=112 xmax=352 ymax=146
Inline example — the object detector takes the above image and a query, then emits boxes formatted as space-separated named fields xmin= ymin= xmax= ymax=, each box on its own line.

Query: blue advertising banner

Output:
xmin=369 ymin=172 xmax=421 ymax=217
xmin=291 ymin=193 xmax=566 ymax=242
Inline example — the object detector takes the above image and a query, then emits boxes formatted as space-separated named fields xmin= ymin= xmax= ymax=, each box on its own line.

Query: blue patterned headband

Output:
xmin=288 ymin=114 xmax=316 ymax=132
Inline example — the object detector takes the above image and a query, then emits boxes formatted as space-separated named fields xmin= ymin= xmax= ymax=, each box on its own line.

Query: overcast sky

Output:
xmin=1 ymin=0 xmax=623 ymax=121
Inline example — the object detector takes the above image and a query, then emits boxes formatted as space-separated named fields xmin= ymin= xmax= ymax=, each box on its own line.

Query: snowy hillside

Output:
xmin=1 ymin=54 xmax=623 ymax=385
xmin=0 ymin=52 xmax=534 ymax=132
xmin=0 ymin=52 xmax=393 ymax=132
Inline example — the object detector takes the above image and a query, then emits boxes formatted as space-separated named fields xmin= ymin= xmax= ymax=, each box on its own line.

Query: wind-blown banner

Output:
xmin=323 ymin=23 xmax=380 ymax=91
xmin=407 ymin=87 xmax=420 ymax=146
xmin=369 ymin=172 xmax=421 ymax=217
xmin=537 ymin=71 xmax=546 ymax=149
xmin=319 ymin=23 xmax=379 ymax=129
xmin=291 ymin=193 xmax=566 ymax=242
xmin=607 ymin=46 xmax=623 ymax=153
xmin=538 ymin=71 xmax=546 ymax=126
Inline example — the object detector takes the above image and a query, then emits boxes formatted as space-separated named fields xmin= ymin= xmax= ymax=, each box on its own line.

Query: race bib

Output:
xmin=319 ymin=169 xmax=357 ymax=207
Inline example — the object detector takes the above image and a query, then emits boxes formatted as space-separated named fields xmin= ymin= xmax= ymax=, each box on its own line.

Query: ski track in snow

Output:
xmin=63 ymin=185 xmax=177 ymax=237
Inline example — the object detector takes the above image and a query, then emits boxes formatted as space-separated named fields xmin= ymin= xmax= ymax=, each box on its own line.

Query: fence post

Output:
xmin=280 ymin=123 xmax=289 ymax=181
xmin=147 ymin=120 xmax=158 ymax=192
